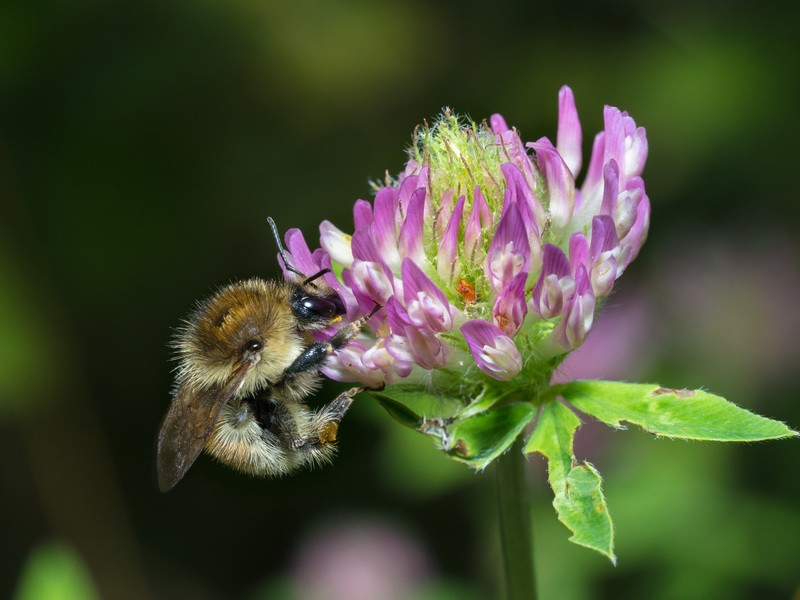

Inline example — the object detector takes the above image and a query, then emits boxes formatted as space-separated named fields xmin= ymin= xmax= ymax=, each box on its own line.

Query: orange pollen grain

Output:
xmin=456 ymin=279 xmax=476 ymax=303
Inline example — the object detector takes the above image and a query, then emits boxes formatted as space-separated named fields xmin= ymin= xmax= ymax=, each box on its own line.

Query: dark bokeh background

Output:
xmin=2 ymin=1 xmax=799 ymax=599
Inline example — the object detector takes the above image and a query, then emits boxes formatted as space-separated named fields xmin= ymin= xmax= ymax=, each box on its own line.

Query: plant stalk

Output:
xmin=495 ymin=439 xmax=536 ymax=600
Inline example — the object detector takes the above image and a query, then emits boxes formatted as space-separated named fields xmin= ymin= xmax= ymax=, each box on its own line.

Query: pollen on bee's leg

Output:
xmin=319 ymin=421 xmax=339 ymax=445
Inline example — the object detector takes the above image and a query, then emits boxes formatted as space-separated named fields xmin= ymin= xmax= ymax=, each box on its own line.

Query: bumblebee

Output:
xmin=156 ymin=219 xmax=374 ymax=492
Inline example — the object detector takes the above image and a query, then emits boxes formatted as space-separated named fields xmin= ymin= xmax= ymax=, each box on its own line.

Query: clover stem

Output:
xmin=495 ymin=438 xmax=537 ymax=600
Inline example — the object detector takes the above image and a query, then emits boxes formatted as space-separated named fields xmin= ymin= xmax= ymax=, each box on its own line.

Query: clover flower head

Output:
xmin=281 ymin=86 xmax=649 ymax=396
xmin=273 ymin=87 xmax=799 ymax=567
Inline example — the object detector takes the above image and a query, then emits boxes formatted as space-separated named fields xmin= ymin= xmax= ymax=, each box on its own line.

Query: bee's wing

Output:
xmin=156 ymin=365 xmax=251 ymax=492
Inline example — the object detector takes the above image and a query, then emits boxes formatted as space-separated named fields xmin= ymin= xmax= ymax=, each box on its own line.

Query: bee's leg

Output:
xmin=282 ymin=307 xmax=380 ymax=380
xmin=291 ymin=386 xmax=362 ymax=452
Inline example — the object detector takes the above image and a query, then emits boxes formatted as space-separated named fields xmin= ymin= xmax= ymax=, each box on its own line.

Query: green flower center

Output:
xmin=410 ymin=110 xmax=507 ymax=215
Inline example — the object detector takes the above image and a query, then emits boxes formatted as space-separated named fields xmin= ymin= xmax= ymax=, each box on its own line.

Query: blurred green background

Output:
xmin=1 ymin=1 xmax=799 ymax=599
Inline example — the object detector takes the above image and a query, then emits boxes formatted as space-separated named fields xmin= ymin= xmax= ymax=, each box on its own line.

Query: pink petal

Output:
xmin=460 ymin=319 xmax=522 ymax=381
xmin=437 ymin=195 xmax=466 ymax=283
xmin=492 ymin=272 xmax=528 ymax=337
xmin=528 ymin=138 xmax=576 ymax=229
xmin=485 ymin=202 xmax=530 ymax=293
xmin=319 ymin=220 xmax=354 ymax=268
xmin=557 ymin=85 xmax=583 ymax=178
xmin=398 ymin=187 xmax=427 ymax=266
xmin=401 ymin=258 xmax=454 ymax=333
xmin=371 ymin=187 xmax=401 ymax=268
xmin=490 ymin=113 xmax=510 ymax=133
xmin=464 ymin=186 xmax=492 ymax=262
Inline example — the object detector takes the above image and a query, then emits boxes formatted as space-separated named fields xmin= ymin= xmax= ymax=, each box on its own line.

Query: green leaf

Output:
xmin=525 ymin=400 xmax=616 ymax=563
xmin=370 ymin=386 xmax=538 ymax=470
xmin=555 ymin=381 xmax=798 ymax=441
xmin=456 ymin=385 xmax=498 ymax=419
xmin=369 ymin=384 xmax=462 ymax=418
xmin=369 ymin=390 xmax=424 ymax=430
xmin=448 ymin=402 xmax=537 ymax=470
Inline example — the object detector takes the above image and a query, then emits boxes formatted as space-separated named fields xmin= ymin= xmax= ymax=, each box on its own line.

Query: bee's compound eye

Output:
xmin=301 ymin=297 xmax=341 ymax=319
xmin=245 ymin=340 xmax=263 ymax=352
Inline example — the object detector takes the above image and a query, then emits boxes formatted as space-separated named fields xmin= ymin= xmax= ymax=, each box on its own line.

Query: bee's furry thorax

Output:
xmin=172 ymin=278 xmax=304 ymax=394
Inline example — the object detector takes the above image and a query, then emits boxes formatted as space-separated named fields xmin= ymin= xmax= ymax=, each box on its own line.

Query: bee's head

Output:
xmin=290 ymin=280 xmax=346 ymax=331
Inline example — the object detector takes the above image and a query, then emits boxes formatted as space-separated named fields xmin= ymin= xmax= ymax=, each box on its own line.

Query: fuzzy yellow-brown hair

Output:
xmin=172 ymin=278 xmax=304 ymax=393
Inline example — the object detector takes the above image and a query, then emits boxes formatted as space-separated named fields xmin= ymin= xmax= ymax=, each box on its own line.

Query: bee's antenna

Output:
xmin=267 ymin=217 xmax=305 ymax=278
